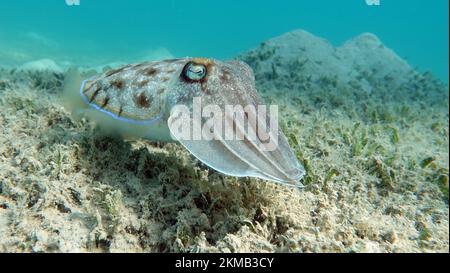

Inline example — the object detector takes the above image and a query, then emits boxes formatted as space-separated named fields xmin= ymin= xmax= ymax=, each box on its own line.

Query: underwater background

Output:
xmin=0 ymin=0 xmax=448 ymax=253
xmin=0 ymin=0 xmax=448 ymax=81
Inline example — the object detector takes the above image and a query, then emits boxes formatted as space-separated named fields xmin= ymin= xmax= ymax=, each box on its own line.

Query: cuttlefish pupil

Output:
xmin=182 ymin=62 xmax=207 ymax=82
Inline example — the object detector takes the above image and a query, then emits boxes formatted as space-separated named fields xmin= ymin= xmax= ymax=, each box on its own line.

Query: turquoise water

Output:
xmin=0 ymin=0 xmax=448 ymax=81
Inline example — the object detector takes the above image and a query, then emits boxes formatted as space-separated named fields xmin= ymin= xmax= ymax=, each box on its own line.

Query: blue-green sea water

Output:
xmin=0 ymin=0 xmax=448 ymax=81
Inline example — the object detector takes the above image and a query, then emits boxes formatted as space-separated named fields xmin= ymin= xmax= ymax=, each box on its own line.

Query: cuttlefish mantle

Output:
xmin=73 ymin=57 xmax=306 ymax=187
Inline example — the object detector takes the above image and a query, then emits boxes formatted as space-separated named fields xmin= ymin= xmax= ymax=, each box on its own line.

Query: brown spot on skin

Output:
xmin=157 ymin=88 xmax=165 ymax=94
xmin=143 ymin=67 xmax=158 ymax=76
xmin=101 ymin=97 xmax=110 ymax=108
xmin=89 ymin=85 xmax=102 ymax=103
xmin=138 ymin=79 xmax=150 ymax=87
xmin=220 ymin=70 xmax=231 ymax=83
xmin=166 ymin=68 xmax=176 ymax=73
xmin=111 ymin=79 xmax=125 ymax=89
xmin=161 ymin=77 xmax=170 ymax=82
xmin=134 ymin=93 xmax=152 ymax=108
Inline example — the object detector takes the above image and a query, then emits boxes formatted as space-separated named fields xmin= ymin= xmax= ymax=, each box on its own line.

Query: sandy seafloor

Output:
xmin=0 ymin=30 xmax=448 ymax=253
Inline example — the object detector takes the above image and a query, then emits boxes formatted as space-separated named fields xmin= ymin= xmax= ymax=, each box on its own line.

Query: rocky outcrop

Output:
xmin=239 ymin=30 xmax=417 ymax=93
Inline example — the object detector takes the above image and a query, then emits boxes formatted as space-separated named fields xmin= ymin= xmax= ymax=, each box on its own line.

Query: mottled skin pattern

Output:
xmin=82 ymin=59 xmax=187 ymax=123
xmin=80 ymin=58 xmax=305 ymax=186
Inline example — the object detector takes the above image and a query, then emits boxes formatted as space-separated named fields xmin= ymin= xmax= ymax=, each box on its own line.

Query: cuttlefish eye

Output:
xmin=182 ymin=62 xmax=207 ymax=82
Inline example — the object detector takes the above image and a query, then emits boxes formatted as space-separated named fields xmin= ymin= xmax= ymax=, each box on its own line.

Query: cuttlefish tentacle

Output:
xmin=77 ymin=57 xmax=306 ymax=187
xmin=218 ymin=62 xmax=303 ymax=183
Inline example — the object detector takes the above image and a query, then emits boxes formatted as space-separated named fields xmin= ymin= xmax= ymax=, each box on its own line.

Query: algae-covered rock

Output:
xmin=239 ymin=29 xmax=417 ymax=94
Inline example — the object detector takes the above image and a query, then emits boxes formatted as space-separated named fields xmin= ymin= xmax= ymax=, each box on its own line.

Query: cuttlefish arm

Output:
xmin=167 ymin=59 xmax=305 ymax=186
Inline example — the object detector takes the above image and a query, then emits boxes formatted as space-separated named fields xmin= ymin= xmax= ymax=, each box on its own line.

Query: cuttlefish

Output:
xmin=65 ymin=58 xmax=305 ymax=187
